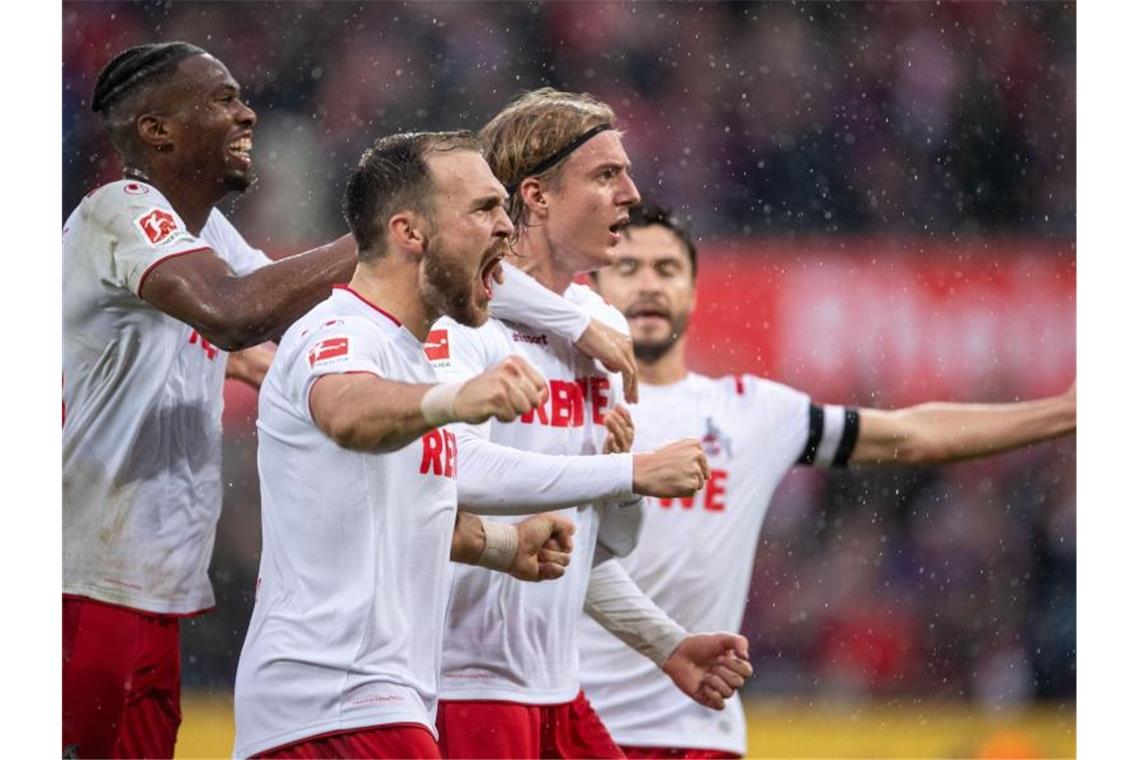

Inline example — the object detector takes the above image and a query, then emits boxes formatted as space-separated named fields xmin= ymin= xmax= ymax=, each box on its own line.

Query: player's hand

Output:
xmin=510 ymin=513 xmax=576 ymax=582
xmin=454 ymin=356 xmax=549 ymax=424
xmin=632 ymin=439 xmax=710 ymax=497
xmin=661 ymin=633 xmax=752 ymax=711
xmin=602 ymin=405 xmax=635 ymax=454
xmin=575 ymin=318 xmax=638 ymax=404
xmin=225 ymin=342 xmax=276 ymax=389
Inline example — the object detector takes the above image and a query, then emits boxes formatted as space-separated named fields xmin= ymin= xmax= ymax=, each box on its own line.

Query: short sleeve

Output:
xmin=735 ymin=375 xmax=814 ymax=470
xmin=425 ymin=317 xmax=494 ymax=384
xmin=297 ymin=316 xmax=394 ymax=420
xmin=90 ymin=182 xmax=210 ymax=295
xmin=202 ymin=209 xmax=272 ymax=275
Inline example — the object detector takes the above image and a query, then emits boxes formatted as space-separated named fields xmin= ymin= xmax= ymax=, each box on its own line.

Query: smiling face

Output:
xmin=594 ymin=223 xmax=697 ymax=363
xmin=419 ymin=149 xmax=514 ymax=327
xmin=542 ymin=130 xmax=641 ymax=273
xmin=151 ymin=54 xmax=258 ymax=194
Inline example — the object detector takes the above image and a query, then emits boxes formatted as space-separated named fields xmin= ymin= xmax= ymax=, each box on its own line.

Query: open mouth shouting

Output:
xmin=479 ymin=250 xmax=505 ymax=298
xmin=608 ymin=215 xmax=631 ymax=245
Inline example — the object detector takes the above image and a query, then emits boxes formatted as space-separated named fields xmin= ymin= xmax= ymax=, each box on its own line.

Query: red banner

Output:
xmin=689 ymin=237 xmax=1075 ymax=406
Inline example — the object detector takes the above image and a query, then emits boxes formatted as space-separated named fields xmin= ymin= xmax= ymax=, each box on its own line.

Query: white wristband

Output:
xmin=476 ymin=519 xmax=519 ymax=572
xmin=421 ymin=381 xmax=463 ymax=426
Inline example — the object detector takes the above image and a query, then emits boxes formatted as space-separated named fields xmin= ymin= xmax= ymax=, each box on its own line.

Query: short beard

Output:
xmin=632 ymin=312 xmax=689 ymax=364
xmin=224 ymin=171 xmax=255 ymax=193
xmin=421 ymin=233 xmax=482 ymax=327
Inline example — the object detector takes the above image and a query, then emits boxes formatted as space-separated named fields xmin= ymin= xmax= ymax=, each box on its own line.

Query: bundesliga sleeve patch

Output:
xmin=308 ymin=336 xmax=351 ymax=368
xmin=134 ymin=208 xmax=181 ymax=246
xmin=424 ymin=329 xmax=450 ymax=361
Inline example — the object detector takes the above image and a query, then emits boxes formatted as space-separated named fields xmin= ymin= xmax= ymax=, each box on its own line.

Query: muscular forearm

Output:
xmin=456 ymin=430 xmax=634 ymax=514
xmin=215 ymin=235 xmax=358 ymax=348
xmin=313 ymin=375 xmax=439 ymax=453
xmin=853 ymin=393 xmax=1076 ymax=465
xmin=451 ymin=512 xmax=486 ymax=565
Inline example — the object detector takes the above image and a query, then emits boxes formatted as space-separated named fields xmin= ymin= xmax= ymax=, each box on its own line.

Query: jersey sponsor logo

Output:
xmin=520 ymin=376 xmax=612 ymax=428
xmin=134 ymin=208 xmax=180 ymax=246
xmin=308 ymin=337 xmax=350 ymax=368
xmin=656 ymin=469 xmax=728 ymax=512
xmin=701 ymin=417 xmax=734 ymax=459
xmin=189 ymin=330 xmax=219 ymax=360
xmin=425 ymin=329 xmax=450 ymax=361
xmin=512 ymin=330 xmax=548 ymax=346
xmin=420 ymin=428 xmax=457 ymax=478
xmin=123 ymin=182 xmax=149 ymax=195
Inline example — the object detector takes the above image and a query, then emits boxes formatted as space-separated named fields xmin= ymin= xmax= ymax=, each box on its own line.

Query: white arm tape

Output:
xmin=585 ymin=559 xmax=688 ymax=668
xmin=476 ymin=518 xmax=519 ymax=573
xmin=420 ymin=381 xmax=464 ymax=427
xmin=490 ymin=263 xmax=591 ymax=341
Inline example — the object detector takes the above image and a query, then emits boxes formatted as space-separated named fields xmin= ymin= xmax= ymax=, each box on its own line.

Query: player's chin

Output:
xmin=224 ymin=170 xmax=255 ymax=193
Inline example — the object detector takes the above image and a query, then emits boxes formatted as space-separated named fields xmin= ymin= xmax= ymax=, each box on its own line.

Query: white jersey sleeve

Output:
xmin=489 ymin=263 xmax=591 ymax=341
xmin=200 ymin=208 xmax=273 ymax=275
xmin=293 ymin=316 xmax=400 ymax=420
xmin=85 ymin=182 xmax=209 ymax=295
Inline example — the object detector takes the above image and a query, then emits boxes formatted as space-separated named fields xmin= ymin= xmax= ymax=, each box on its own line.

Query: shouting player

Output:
xmin=429 ymin=91 xmax=753 ymax=759
xmin=63 ymin=42 xmax=638 ymax=759
xmin=233 ymin=131 xmax=588 ymax=758
xmin=579 ymin=204 xmax=1078 ymax=758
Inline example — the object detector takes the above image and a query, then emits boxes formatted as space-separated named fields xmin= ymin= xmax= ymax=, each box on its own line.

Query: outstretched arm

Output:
xmin=140 ymin=235 xmax=357 ymax=351
xmin=849 ymin=382 xmax=1075 ymax=466
xmin=585 ymin=559 xmax=753 ymax=711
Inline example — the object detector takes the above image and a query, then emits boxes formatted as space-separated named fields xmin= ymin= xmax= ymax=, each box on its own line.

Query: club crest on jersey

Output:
xmin=134 ymin=208 xmax=180 ymax=246
xmin=701 ymin=417 xmax=733 ymax=459
xmin=308 ymin=337 xmax=350 ymax=368
xmin=425 ymin=329 xmax=450 ymax=362
xmin=123 ymin=182 xmax=149 ymax=196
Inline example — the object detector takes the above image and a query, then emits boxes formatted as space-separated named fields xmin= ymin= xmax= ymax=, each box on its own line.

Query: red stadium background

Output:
xmin=223 ymin=238 xmax=1075 ymax=426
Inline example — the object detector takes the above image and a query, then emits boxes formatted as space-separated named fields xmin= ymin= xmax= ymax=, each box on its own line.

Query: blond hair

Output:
xmin=480 ymin=87 xmax=616 ymax=225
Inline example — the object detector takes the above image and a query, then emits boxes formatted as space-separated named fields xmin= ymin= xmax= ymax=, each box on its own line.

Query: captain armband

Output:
xmin=797 ymin=404 xmax=861 ymax=468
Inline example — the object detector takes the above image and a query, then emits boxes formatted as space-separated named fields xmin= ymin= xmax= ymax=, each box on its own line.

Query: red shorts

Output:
xmin=253 ymin=724 xmax=441 ymax=759
xmin=437 ymin=690 xmax=623 ymax=759
xmin=62 ymin=595 xmax=182 ymax=759
xmin=621 ymin=747 xmax=741 ymax=759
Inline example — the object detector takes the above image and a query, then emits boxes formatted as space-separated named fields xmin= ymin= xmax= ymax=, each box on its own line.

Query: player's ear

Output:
xmin=388 ymin=211 xmax=427 ymax=257
xmin=517 ymin=177 xmax=549 ymax=223
xmin=137 ymin=112 xmax=174 ymax=152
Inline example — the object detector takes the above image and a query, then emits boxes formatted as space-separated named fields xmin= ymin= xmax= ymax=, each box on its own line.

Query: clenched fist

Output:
xmin=632 ymin=438 xmax=710 ymax=497
xmin=454 ymin=356 xmax=549 ymax=424
xmin=663 ymin=633 xmax=753 ymax=711
xmin=510 ymin=513 xmax=576 ymax=582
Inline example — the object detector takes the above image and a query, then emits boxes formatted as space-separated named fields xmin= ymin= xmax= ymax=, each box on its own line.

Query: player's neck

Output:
xmin=130 ymin=165 xmax=222 ymax=235
xmin=347 ymin=262 xmax=433 ymax=341
xmin=509 ymin=233 xmax=576 ymax=295
xmin=638 ymin=340 xmax=688 ymax=386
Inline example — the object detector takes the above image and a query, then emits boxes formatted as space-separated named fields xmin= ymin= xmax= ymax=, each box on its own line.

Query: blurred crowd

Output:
xmin=63 ymin=1 xmax=1075 ymax=241
xmin=63 ymin=1 xmax=1075 ymax=706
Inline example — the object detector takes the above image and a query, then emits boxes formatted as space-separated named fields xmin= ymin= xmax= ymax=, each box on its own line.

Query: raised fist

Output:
xmin=454 ymin=356 xmax=549 ymax=424
xmin=632 ymin=438 xmax=710 ymax=497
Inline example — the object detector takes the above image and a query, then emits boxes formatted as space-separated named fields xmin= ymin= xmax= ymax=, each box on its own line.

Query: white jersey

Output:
xmin=63 ymin=180 xmax=269 ymax=615
xmin=233 ymin=286 xmax=459 ymax=757
xmin=578 ymin=373 xmax=857 ymax=755
xmin=431 ymin=284 xmax=626 ymax=704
